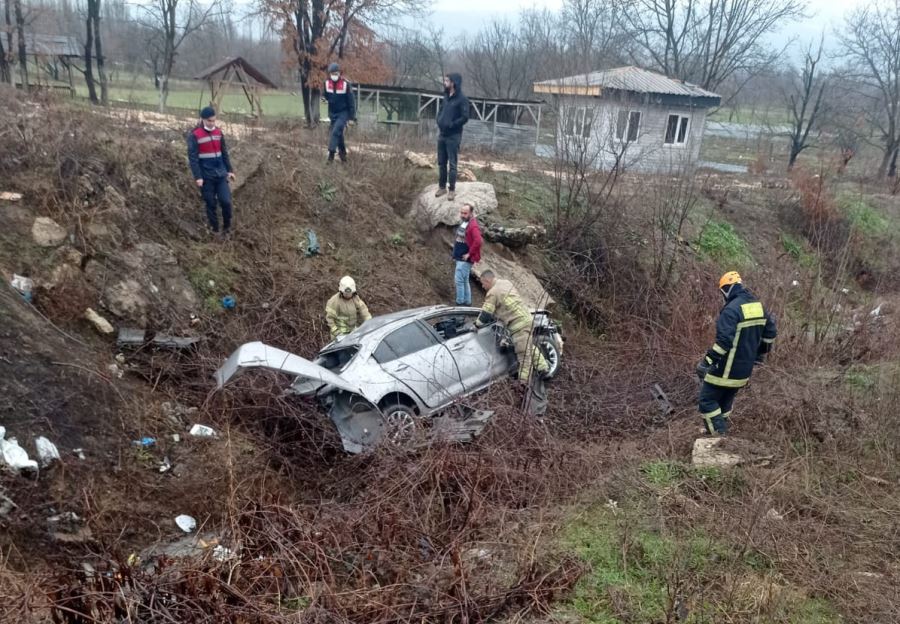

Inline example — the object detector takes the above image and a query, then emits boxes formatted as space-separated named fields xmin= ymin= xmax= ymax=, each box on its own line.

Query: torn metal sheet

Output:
xmin=152 ymin=333 xmax=201 ymax=349
xmin=117 ymin=328 xmax=146 ymax=346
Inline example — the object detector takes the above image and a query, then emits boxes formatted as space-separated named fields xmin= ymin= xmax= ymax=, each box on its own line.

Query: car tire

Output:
xmin=380 ymin=402 xmax=420 ymax=445
xmin=537 ymin=336 xmax=561 ymax=379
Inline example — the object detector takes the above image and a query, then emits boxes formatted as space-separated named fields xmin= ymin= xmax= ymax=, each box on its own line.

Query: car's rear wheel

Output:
xmin=537 ymin=336 xmax=561 ymax=379
xmin=381 ymin=402 xmax=420 ymax=444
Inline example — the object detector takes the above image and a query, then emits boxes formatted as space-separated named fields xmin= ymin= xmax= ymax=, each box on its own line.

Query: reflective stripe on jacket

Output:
xmin=325 ymin=293 xmax=372 ymax=338
xmin=479 ymin=279 xmax=532 ymax=334
xmin=187 ymin=125 xmax=232 ymax=180
xmin=324 ymin=78 xmax=356 ymax=120
xmin=704 ymin=284 xmax=777 ymax=388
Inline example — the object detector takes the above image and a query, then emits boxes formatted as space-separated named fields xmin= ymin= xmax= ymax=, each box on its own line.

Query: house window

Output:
xmin=616 ymin=110 xmax=641 ymax=142
xmin=563 ymin=106 xmax=593 ymax=138
xmin=665 ymin=114 xmax=690 ymax=145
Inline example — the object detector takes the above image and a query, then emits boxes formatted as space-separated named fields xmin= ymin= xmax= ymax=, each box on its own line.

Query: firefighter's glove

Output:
xmin=696 ymin=358 xmax=710 ymax=380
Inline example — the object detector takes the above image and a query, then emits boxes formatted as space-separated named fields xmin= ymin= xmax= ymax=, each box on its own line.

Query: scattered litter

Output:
xmin=35 ymin=436 xmax=61 ymax=467
xmin=605 ymin=499 xmax=619 ymax=514
xmin=132 ymin=437 xmax=156 ymax=448
xmin=152 ymin=333 xmax=201 ymax=349
xmin=149 ymin=283 xmax=160 ymax=294
xmin=841 ymin=288 xmax=850 ymax=294
xmin=765 ymin=508 xmax=784 ymax=521
xmin=650 ymin=383 xmax=673 ymax=416
xmin=172 ymin=434 xmax=181 ymax=443
xmin=0 ymin=191 xmax=23 ymax=201
xmin=48 ymin=512 xmax=80 ymax=524
xmin=0 ymin=435 xmax=39 ymax=472
xmin=159 ymin=456 xmax=172 ymax=473
xmin=305 ymin=229 xmax=320 ymax=256
xmin=207 ymin=280 xmax=216 ymax=288
xmin=261 ymin=302 xmax=270 ymax=309
xmin=84 ymin=308 xmax=115 ymax=334
xmin=213 ymin=545 xmax=237 ymax=562
xmin=127 ymin=553 xmax=140 ymax=566
xmin=73 ymin=448 xmax=86 ymax=460
xmin=117 ymin=327 xmax=146 ymax=346
xmin=11 ymin=274 xmax=33 ymax=303
xmin=107 ymin=363 xmax=124 ymax=379
xmin=221 ymin=295 xmax=236 ymax=310
xmin=115 ymin=353 xmax=126 ymax=364
xmin=791 ymin=280 xmax=799 ymax=287
xmin=870 ymin=304 xmax=883 ymax=318
xmin=175 ymin=514 xmax=197 ymax=533
xmin=0 ymin=491 xmax=16 ymax=516
xmin=189 ymin=424 xmax=217 ymax=438
xmin=190 ymin=313 xmax=200 ymax=326
xmin=161 ymin=402 xmax=198 ymax=426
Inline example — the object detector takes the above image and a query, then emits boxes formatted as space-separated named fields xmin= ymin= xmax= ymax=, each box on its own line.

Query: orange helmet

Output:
xmin=718 ymin=271 xmax=742 ymax=289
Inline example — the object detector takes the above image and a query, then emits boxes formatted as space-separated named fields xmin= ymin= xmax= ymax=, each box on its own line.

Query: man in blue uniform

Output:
xmin=323 ymin=62 xmax=356 ymax=163
xmin=696 ymin=272 xmax=777 ymax=435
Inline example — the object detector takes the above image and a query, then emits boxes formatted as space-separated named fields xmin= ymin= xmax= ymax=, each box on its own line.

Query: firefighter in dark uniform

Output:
xmin=696 ymin=272 xmax=777 ymax=435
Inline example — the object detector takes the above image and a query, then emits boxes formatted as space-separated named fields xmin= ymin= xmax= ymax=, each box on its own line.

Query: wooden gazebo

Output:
xmin=193 ymin=57 xmax=278 ymax=118
xmin=10 ymin=33 xmax=81 ymax=95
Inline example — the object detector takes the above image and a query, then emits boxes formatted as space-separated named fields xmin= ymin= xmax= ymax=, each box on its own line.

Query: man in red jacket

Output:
xmin=452 ymin=202 xmax=482 ymax=305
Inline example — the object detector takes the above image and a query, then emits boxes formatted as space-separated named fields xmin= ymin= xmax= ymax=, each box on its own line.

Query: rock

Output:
xmin=482 ymin=223 xmax=546 ymax=248
xmin=458 ymin=168 xmax=477 ymax=182
xmin=104 ymin=279 xmax=150 ymax=324
xmin=0 ymin=491 xmax=15 ymax=516
xmin=405 ymin=150 xmax=434 ymax=169
xmin=84 ymin=308 xmax=115 ymax=334
xmin=51 ymin=526 xmax=93 ymax=544
xmin=691 ymin=437 xmax=742 ymax=468
xmin=32 ymin=217 xmax=68 ymax=247
xmin=86 ymin=221 xmax=123 ymax=244
xmin=411 ymin=182 xmax=498 ymax=230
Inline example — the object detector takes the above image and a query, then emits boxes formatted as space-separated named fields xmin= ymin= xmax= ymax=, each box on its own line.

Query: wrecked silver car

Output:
xmin=215 ymin=305 xmax=563 ymax=452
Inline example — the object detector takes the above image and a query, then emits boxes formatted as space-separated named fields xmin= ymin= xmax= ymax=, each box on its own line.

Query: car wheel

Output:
xmin=381 ymin=403 xmax=420 ymax=444
xmin=537 ymin=336 xmax=561 ymax=379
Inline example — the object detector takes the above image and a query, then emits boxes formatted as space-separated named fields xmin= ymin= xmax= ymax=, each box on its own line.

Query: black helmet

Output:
xmin=328 ymin=62 xmax=340 ymax=73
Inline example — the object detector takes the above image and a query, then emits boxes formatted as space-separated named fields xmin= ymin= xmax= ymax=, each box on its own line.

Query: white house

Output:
xmin=534 ymin=66 xmax=721 ymax=171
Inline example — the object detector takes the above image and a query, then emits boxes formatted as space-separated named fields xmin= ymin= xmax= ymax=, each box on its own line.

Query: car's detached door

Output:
xmin=374 ymin=322 xmax=463 ymax=408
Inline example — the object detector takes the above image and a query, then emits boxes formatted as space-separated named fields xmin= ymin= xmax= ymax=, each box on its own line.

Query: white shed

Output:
xmin=534 ymin=66 xmax=721 ymax=172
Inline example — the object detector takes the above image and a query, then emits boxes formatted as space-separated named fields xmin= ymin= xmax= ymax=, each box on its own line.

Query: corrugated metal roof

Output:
xmin=12 ymin=33 xmax=81 ymax=57
xmin=535 ymin=66 xmax=720 ymax=100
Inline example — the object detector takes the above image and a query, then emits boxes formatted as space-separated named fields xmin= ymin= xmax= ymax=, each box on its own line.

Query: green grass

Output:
xmin=559 ymin=501 xmax=842 ymax=624
xmin=187 ymin=255 xmax=241 ymax=313
xmin=476 ymin=170 xmax=558 ymax=223
xmin=839 ymin=195 xmax=891 ymax=238
xmin=697 ymin=220 xmax=753 ymax=267
xmin=780 ymin=232 xmax=818 ymax=268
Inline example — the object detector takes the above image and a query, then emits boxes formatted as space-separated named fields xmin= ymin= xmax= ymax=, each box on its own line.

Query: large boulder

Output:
xmin=411 ymin=183 xmax=498 ymax=230
xmin=482 ymin=223 xmax=546 ymax=249
xmin=32 ymin=217 xmax=68 ymax=247
xmin=691 ymin=438 xmax=742 ymax=468
xmin=85 ymin=243 xmax=199 ymax=325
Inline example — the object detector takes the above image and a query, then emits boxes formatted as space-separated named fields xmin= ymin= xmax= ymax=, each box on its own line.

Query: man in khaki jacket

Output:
xmin=475 ymin=271 xmax=549 ymax=383
xmin=325 ymin=276 xmax=372 ymax=339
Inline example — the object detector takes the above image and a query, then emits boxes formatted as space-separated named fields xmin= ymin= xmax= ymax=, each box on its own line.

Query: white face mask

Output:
xmin=330 ymin=73 xmax=340 ymax=82
xmin=203 ymin=120 xmax=216 ymax=130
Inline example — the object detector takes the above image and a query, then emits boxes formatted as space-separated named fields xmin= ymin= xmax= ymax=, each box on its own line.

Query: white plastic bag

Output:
xmin=0 ymin=437 xmax=38 ymax=471
xmin=35 ymin=437 xmax=61 ymax=467
xmin=189 ymin=424 xmax=217 ymax=438
xmin=175 ymin=514 xmax=197 ymax=532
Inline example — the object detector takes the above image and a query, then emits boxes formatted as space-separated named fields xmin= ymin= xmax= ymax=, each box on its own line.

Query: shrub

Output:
xmin=697 ymin=220 xmax=753 ymax=267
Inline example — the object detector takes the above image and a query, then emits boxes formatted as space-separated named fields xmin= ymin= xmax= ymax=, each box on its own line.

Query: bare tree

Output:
xmin=460 ymin=19 xmax=531 ymax=100
xmin=2 ymin=0 xmax=11 ymax=84
xmin=624 ymin=0 xmax=806 ymax=94
xmin=83 ymin=0 xmax=98 ymax=102
xmin=137 ymin=0 xmax=222 ymax=112
xmin=13 ymin=0 xmax=26 ymax=87
xmin=260 ymin=0 xmax=424 ymax=126
xmin=0 ymin=7 xmax=8 ymax=84
xmin=561 ymin=0 xmax=625 ymax=73
xmin=840 ymin=2 xmax=900 ymax=178
xmin=785 ymin=39 xmax=827 ymax=169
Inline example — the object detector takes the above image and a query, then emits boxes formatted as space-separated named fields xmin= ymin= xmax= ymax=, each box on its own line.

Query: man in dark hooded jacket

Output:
xmin=323 ymin=62 xmax=356 ymax=163
xmin=434 ymin=73 xmax=469 ymax=201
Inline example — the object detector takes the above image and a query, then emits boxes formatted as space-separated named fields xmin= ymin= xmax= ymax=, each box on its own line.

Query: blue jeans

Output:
xmin=455 ymin=260 xmax=472 ymax=305
xmin=438 ymin=134 xmax=461 ymax=190
xmin=201 ymin=176 xmax=232 ymax=233
xmin=329 ymin=112 xmax=349 ymax=154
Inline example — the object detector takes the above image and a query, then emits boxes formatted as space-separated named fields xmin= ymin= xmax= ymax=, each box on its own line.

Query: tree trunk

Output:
xmin=878 ymin=144 xmax=896 ymax=179
xmin=84 ymin=12 xmax=98 ymax=104
xmin=92 ymin=1 xmax=107 ymax=105
xmin=787 ymin=142 xmax=800 ymax=170
xmin=0 ymin=28 xmax=8 ymax=84
xmin=890 ymin=146 xmax=899 ymax=179
xmin=13 ymin=0 xmax=27 ymax=88
xmin=4 ymin=0 xmax=14 ymax=84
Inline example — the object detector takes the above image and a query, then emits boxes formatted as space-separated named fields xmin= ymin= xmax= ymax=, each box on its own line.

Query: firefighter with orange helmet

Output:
xmin=696 ymin=272 xmax=777 ymax=435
